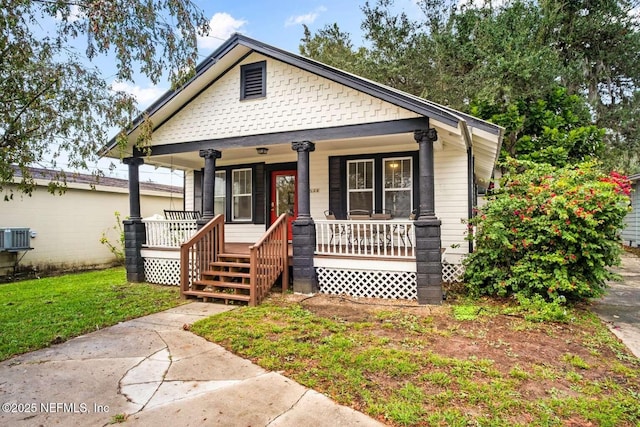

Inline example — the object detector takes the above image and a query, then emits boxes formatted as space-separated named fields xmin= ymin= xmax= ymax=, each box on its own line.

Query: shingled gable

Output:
xmin=101 ymin=33 xmax=503 ymax=186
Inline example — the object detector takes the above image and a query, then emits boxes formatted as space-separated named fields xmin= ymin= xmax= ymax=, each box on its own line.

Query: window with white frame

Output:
xmin=232 ymin=168 xmax=252 ymax=221
xmin=214 ymin=170 xmax=226 ymax=216
xmin=347 ymin=159 xmax=374 ymax=213
xmin=383 ymin=157 xmax=413 ymax=217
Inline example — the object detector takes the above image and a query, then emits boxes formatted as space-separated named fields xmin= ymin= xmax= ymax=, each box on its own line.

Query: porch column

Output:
xmin=198 ymin=148 xmax=222 ymax=228
xmin=123 ymin=157 xmax=145 ymax=282
xmin=291 ymin=140 xmax=317 ymax=294
xmin=414 ymin=128 xmax=443 ymax=305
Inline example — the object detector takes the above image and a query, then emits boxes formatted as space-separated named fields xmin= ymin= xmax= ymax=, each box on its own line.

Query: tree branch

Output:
xmin=0 ymin=75 xmax=61 ymax=148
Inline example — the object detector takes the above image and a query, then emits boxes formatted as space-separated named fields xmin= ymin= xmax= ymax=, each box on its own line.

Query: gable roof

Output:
xmin=101 ymin=33 xmax=503 ymax=184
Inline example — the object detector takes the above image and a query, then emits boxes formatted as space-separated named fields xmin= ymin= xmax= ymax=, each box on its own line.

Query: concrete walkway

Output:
xmin=592 ymin=251 xmax=640 ymax=358
xmin=0 ymin=303 xmax=384 ymax=427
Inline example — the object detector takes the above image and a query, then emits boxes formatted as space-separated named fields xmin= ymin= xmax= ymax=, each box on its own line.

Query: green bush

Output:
xmin=464 ymin=159 xmax=630 ymax=303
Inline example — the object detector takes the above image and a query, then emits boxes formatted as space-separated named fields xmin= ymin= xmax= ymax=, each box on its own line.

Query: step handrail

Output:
xmin=180 ymin=215 xmax=225 ymax=297
xmin=249 ymin=213 xmax=288 ymax=306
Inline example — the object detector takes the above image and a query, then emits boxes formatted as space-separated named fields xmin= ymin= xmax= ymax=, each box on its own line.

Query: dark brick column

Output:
xmin=197 ymin=148 xmax=222 ymax=229
xmin=414 ymin=129 xmax=443 ymax=304
xmin=123 ymin=157 xmax=145 ymax=282
xmin=291 ymin=140 xmax=317 ymax=294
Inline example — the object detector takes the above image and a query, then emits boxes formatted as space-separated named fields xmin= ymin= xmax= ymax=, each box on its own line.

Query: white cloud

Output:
xmin=110 ymin=81 xmax=166 ymax=109
xmin=198 ymin=12 xmax=248 ymax=50
xmin=284 ymin=6 xmax=327 ymax=27
xmin=55 ymin=4 xmax=84 ymax=22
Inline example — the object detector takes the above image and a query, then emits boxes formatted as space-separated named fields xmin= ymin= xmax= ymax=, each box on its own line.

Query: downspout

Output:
xmin=467 ymin=147 xmax=474 ymax=253
xmin=629 ymin=180 xmax=640 ymax=247
xmin=461 ymin=122 xmax=474 ymax=254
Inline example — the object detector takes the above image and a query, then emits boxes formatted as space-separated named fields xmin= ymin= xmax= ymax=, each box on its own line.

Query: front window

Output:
xmin=347 ymin=159 xmax=374 ymax=212
xmin=214 ymin=170 xmax=226 ymax=216
xmin=384 ymin=157 xmax=412 ymax=217
xmin=232 ymin=168 xmax=252 ymax=221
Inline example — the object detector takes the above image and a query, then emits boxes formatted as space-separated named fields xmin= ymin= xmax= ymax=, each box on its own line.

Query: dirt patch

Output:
xmin=292 ymin=293 xmax=638 ymax=401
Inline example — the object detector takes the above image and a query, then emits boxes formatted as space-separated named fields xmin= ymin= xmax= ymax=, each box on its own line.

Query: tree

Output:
xmin=359 ymin=0 xmax=433 ymax=97
xmin=299 ymin=24 xmax=366 ymax=75
xmin=540 ymin=0 xmax=640 ymax=173
xmin=300 ymin=0 xmax=640 ymax=170
xmin=470 ymin=86 xmax=605 ymax=167
xmin=0 ymin=0 xmax=209 ymax=198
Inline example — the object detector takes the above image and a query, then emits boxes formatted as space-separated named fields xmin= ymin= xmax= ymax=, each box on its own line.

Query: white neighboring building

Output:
xmin=0 ymin=167 xmax=183 ymax=277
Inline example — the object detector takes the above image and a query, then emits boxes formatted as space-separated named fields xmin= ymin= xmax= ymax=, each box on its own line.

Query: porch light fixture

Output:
xmin=256 ymin=147 xmax=269 ymax=155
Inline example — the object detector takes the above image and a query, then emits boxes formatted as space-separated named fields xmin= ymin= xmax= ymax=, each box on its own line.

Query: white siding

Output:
xmin=151 ymin=53 xmax=420 ymax=146
xmin=434 ymin=145 xmax=470 ymax=262
xmin=184 ymin=170 xmax=195 ymax=211
xmin=224 ymin=224 xmax=266 ymax=243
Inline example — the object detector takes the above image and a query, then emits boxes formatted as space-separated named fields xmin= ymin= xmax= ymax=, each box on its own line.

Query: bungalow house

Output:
xmin=101 ymin=34 xmax=504 ymax=305
xmin=622 ymin=173 xmax=640 ymax=246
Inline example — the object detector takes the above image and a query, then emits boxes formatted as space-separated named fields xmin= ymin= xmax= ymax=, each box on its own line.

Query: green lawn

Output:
xmin=192 ymin=296 xmax=640 ymax=426
xmin=0 ymin=268 xmax=184 ymax=361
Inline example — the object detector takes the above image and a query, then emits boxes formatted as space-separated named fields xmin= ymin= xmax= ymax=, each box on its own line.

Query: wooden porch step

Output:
xmin=210 ymin=261 xmax=250 ymax=270
xmin=218 ymin=253 xmax=250 ymax=261
xmin=183 ymin=290 xmax=251 ymax=302
xmin=193 ymin=279 xmax=251 ymax=290
xmin=202 ymin=270 xmax=250 ymax=279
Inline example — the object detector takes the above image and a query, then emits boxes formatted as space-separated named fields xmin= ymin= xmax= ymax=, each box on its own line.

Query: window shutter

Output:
xmin=328 ymin=156 xmax=346 ymax=220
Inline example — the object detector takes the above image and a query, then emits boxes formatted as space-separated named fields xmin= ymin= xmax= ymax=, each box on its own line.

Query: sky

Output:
xmin=49 ymin=0 xmax=424 ymax=185
xmin=116 ymin=0 xmax=423 ymax=110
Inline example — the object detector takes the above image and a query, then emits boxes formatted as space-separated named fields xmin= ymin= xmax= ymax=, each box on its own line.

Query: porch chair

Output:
xmin=164 ymin=210 xmax=202 ymax=220
xmin=324 ymin=210 xmax=347 ymax=245
xmin=347 ymin=209 xmax=373 ymax=248
xmin=398 ymin=209 xmax=417 ymax=247
xmin=347 ymin=209 xmax=371 ymax=220
xmin=370 ymin=209 xmax=393 ymax=247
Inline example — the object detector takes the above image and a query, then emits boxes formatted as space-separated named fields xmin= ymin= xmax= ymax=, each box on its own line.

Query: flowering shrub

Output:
xmin=464 ymin=159 xmax=631 ymax=303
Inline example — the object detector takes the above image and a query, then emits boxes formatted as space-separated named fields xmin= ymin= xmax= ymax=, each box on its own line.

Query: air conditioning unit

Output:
xmin=0 ymin=228 xmax=32 ymax=251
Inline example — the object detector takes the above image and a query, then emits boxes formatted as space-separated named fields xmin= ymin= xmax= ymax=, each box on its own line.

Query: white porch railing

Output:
xmin=142 ymin=219 xmax=199 ymax=248
xmin=315 ymin=219 xmax=415 ymax=258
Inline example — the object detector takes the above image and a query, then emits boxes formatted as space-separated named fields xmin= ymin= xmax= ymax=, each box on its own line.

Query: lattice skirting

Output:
xmin=144 ymin=257 xmax=180 ymax=286
xmin=316 ymin=267 xmax=417 ymax=300
xmin=442 ymin=262 xmax=465 ymax=283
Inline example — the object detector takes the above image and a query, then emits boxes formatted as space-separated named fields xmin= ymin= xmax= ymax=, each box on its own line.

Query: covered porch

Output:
xmin=138 ymin=209 xmax=465 ymax=304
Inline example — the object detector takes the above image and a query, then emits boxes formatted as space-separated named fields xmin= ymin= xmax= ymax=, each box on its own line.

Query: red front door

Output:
xmin=270 ymin=170 xmax=297 ymax=238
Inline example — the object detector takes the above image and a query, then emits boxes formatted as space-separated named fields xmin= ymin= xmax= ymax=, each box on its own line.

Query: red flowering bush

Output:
xmin=464 ymin=159 xmax=631 ymax=303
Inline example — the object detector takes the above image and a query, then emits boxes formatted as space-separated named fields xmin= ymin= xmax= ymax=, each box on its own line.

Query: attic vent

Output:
xmin=240 ymin=61 xmax=266 ymax=100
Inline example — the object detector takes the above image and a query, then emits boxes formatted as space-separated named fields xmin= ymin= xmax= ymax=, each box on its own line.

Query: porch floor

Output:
xmin=315 ymin=244 xmax=415 ymax=260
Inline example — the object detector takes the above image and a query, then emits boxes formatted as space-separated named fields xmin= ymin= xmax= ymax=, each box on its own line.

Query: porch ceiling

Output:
xmin=144 ymin=132 xmax=422 ymax=170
